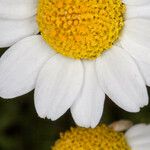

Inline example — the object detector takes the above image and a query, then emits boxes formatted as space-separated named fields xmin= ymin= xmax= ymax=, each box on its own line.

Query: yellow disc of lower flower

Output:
xmin=52 ymin=125 xmax=131 ymax=150
xmin=37 ymin=0 xmax=125 ymax=59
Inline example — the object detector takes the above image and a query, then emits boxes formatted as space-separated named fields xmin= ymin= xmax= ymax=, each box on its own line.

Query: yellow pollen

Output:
xmin=37 ymin=0 xmax=126 ymax=59
xmin=52 ymin=125 xmax=131 ymax=150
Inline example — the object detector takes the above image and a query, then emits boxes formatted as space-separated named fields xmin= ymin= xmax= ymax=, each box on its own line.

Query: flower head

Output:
xmin=0 ymin=0 xmax=150 ymax=127
xmin=37 ymin=0 xmax=125 ymax=59
xmin=52 ymin=123 xmax=150 ymax=150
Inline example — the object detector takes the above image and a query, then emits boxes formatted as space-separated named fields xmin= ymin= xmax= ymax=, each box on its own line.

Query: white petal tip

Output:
xmin=72 ymin=115 xmax=94 ymax=128
xmin=37 ymin=112 xmax=47 ymax=119
xmin=125 ymin=124 xmax=150 ymax=150
xmin=0 ymin=90 xmax=19 ymax=99
xmin=91 ymin=124 xmax=97 ymax=128
xmin=48 ymin=113 xmax=61 ymax=121
xmin=125 ymin=106 xmax=140 ymax=113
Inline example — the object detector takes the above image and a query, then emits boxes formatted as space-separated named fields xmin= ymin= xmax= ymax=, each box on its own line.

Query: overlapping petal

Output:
xmin=0 ymin=17 xmax=38 ymax=48
xmin=96 ymin=46 xmax=148 ymax=112
xmin=126 ymin=124 xmax=150 ymax=150
xmin=71 ymin=61 xmax=105 ymax=128
xmin=121 ymin=19 xmax=150 ymax=85
xmin=0 ymin=35 xmax=55 ymax=98
xmin=123 ymin=0 xmax=150 ymax=6
xmin=0 ymin=0 xmax=38 ymax=19
xmin=34 ymin=55 xmax=84 ymax=120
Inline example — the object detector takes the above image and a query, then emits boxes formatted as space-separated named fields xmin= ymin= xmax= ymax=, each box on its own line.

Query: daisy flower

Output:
xmin=52 ymin=123 xmax=150 ymax=150
xmin=0 ymin=0 xmax=149 ymax=127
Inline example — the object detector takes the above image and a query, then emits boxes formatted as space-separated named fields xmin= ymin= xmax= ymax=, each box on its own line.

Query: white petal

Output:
xmin=96 ymin=46 xmax=148 ymax=112
xmin=122 ymin=0 xmax=150 ymax=6
xmin=125 ymin=124 xmax=147 ymax=138
xmin=126 ymin=4 xmax=150 ymax=19
xmin=34 ymin=55 xmax=83 ymax=120
xmin=128 ymin=134 xmax=150 ymax=146
xmin=123 ymin=19 xmax=150 ymax=49
xmin=0 ymin=17 xmax=38 ymax=48
xmin=124 ymin=19 xmax=150 ymax=36
xmin=0 ymin=0 xmax=37 ymax=19
xmin=137 ymin=62 xmax=150 ymax=86
xmin=120 ymin=35 xmax=150 ymax=85
xmin=71 ymin=61 xmax=105 ymax=128
xmin=131 ymin=144 xmax=150 ymax=150
xmin=0 ymin=35 xmax=55 ymax=99
xmin=121 ymin=19 xmax=150 ymax=85
xmin=125 ymin=124 xmax=150 ymax=150
xmin=121 ymin=31 xmax=150 ymax=64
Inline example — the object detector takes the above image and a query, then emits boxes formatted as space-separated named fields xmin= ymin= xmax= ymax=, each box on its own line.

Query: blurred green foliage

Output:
xmin=0 ymin=48 xmax=150 ymax=150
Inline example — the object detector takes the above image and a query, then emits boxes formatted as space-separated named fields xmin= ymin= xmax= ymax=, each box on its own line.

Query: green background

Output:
xmin=0 ymin=48 xmax=150 ymax=150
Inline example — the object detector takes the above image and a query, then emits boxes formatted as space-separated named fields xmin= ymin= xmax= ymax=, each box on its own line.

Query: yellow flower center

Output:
xmin=52 ymin=125 xmax=131 ymax=150
xmin=37 ymin=0 xmax=125 ymax=59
